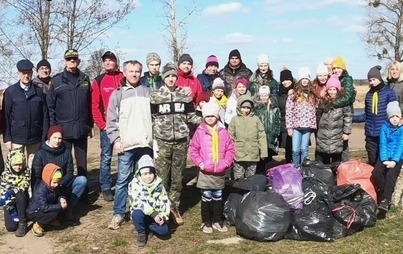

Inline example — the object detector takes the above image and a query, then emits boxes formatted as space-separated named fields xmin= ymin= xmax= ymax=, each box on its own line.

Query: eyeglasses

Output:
xmin=65 ymin=57 xmax=78 ymax=61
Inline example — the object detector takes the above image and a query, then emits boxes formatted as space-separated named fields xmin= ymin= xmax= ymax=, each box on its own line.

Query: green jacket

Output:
xmin=249 ymin=72 xmax=279 ymax=97
xmin=333 ymin=75 xmax=356 ymax=108
xmin=229 ymin=95 xmax=268 ymax=162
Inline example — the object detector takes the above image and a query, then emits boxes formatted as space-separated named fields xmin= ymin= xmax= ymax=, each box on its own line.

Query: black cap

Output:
xmin=102 ymin=51 xmax=117 ymax=61
xmin=37 ymin=59 xmax=51 ymax=71
xmin=229 ymin=49 xmax=241 ymax=60
xmin=16 ymin=59 xmax=34 ymax=71
xmin=64 ymin=49 xmax=79 ymax=59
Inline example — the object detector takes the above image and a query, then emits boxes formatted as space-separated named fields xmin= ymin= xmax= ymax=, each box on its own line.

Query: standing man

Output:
xmin=2 ymin=59 xmax=49 ymax=168
xmin=32 ymin=59 xmax=52 ymax=94
xmin=91 ymin=51 xmax=124 ymax=202
xmin=176 ymin=53 xmax=203 ymax=104
xmin=106 ymin=60 xmax=153 ymax=230
xmin=140 ymin=52 xmax=163 ymax=91
xmin=47 ymin=49 xmax=93 ymax=183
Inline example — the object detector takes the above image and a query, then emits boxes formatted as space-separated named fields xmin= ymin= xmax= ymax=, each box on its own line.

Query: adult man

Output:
xmin=91 ymin=50 xmax=124 ymax=202
xmin=176 ymin=53 xmax=202 ymax=103
xmin=140 ymin=52 xmax=163 ymax=91
xmin=197 ymin=55 xmax=221 ymax=92
xmin=106 ymin=60 xmax=153 ymax=230
xmin=32 ymin=59 xmax=52 ymax=94
xmin=2 ymin=59 xmax=49 ymax=168
xmin=219 ymin=49 xmax=253 ymax=96
xmin=47 ymin=49 xmax=93 ymax=180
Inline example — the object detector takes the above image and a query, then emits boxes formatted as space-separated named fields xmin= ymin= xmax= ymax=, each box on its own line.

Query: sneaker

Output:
xmin=201 ymin=223 xmax=213 ymax=234
xmin=148 ymin=231 xmax=154 ymax=240
xmin=212 ymin=222 xmax=228 ymax=232
xmin=102 ymin=190 xmax=114 ymax=202
xmin=171 ymin=207 xmax=184 ymax=225
xmin=15 ymin=222 xmax=27 ymax=237
xmin=32 ymin=222 xmax=44 ymax=237
xmin=137 ymin=234 xmax=147 ymax=247
xmin=378 ymin=199 xmax=390 ymax=212
xmin=108 ymin=214 xmax=125 ymax=230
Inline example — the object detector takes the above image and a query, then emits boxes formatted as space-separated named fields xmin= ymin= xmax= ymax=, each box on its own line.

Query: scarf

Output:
xmin=370 ymin=82 xmax=385 ymax=115
xmin=213 ymin=95 xmax=228 ymax=108
xmin=208 ymin=125 xmax=219 ymax=164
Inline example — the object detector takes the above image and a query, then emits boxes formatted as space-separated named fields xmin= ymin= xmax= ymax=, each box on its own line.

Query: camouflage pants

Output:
xmin=233 ymin=161 xmax=257 ymax=180
xmin=155 ymin=138 xmax=187 ymax=208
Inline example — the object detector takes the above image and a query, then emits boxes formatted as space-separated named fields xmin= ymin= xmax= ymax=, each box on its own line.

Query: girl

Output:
xmin=210 ymin=78 xmax=227 ymax=124
xmin=316 ymin=75 xmax=352 ymax=164
xmin=386 ymin=60 xmax=403 ymax=114
xmin=225 ymin=77 xmax=250 ymax=126
xmin=189 ymin=102 xmax=235 ymax=234
xmin=313 ymin=63 xmax=329 ymax=99
xmin=286 ymin=67 xmax=318 ymax=166
xmin=249 ymin=54 xmax=279 ymax=97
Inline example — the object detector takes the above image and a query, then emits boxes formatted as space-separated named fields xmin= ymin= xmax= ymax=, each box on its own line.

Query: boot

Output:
xmin=170 ymin=207 xmax=184 ymax=225
xmin=15 ymin=221 xmax=27 ymax=237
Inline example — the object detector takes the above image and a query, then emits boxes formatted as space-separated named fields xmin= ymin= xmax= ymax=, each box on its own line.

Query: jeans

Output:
xmin=292 ymin=129 xmax=311 ymax=166
xmin=99 ymin=130 xmax=113 ymax=191
xmin=131 ymin=210 xmax=169 ymax=236
xmin=114 ymin=147 xmax=152 ymax=216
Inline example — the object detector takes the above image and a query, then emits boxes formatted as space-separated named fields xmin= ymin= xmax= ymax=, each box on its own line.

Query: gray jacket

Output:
xmin=389 ymin=80 xmax=403 ymax=113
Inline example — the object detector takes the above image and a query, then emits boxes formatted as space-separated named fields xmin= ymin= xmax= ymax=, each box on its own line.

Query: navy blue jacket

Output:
xmin=140 ymin=71 xmax=163 ymax=91
xmin=26 ymin=181 xmax=62 ymax=214
xmin=2 ymin=82 xmax=49 ymax=144
xmin=196 ymin=71 xmax=221 ymax=92
xmin=353 ymin=84 xmax=396 ymax=137
xmin=48 ymin=69 xmax=93 ymax=139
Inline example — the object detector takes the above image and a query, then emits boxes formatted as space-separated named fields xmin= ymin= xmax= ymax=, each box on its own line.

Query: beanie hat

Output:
xmin=11 ymin=150 xmax=25 ymax=166
xmin=326 ymin=74 xmax=342 ymax=91
xmin=137 ymin=155 xmax=156 ymax=175
xmin=196 ymin=91 xmax=210 ymax=106
xmin=206 ymin=55 xmax=219 ymax=68
xmin=202 ymin=102 xmax=220 ymax=119
xmin=36 ymin=59 xmax=51 ymax=71
xmin=212 ymin=78 xmax=225 ymax=91
xmin=298 ymin=67 xmax=311 ymax=81
xmin=47 ymin=125 xmax=63 ymax=140
xmin=161 ymin=63 xmax=178 ymax=80
xmin=280 ymin=69 xmax=293 ymax=82
xmin=52 ymin=169 xmax=63 ymax=180
xmin=257 ymin=54 xmax=269 ymax=65
xmin=178 ymin=53 xmax=193 ymax=65
xmin=316 ymin=64 xmax=328 ymax=76
xmin=229 ymin=49 xmax=241 ymax=60
xmin=331 ymin=56 xmax=347 ymax=70
xmin=386 ymin=101 xmax=401 ymax=118
xmin=235 ymin=77 xmax=249 ymax=88
xmin=146 ymin=52 xmax=161 ymax=65
xmin=367 ymin=65 xmax=383 ymax=81
xmin=258 ymin=85 xmax=271 ymax=96
xmin=241 ymin=100 xmax=253 ymax=108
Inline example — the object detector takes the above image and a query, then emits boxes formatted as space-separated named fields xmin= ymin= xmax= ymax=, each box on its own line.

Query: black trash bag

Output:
xmin=231 ymin=174 xmax=267 ymax=192
xmin=223 ymin=193 xmax=243 ymax=226
xmin=329 ymin=184 xmax=377 ymax=236
xmin=286 ymin=177 xmax=334 ymax=242
xmin=301 ymin=159 xmax=336 ymax=187
xmin=235 ymin=190 xmax=291 ymax=242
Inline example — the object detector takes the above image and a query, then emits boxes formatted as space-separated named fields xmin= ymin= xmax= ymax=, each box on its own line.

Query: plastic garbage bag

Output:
xmin=223 ymin=193 xmax=243 ymax=226
xmin=231 ymin=174 xmax=267 ymax=192
xmin=301 ymin=159 xmax=336 ymax=187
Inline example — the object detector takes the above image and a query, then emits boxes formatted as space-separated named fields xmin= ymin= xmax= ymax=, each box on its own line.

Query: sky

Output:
xmin=99 ymin=0 xmax=380 ymax=79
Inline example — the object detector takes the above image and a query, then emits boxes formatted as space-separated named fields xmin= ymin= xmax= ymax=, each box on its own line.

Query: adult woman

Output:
xmin=387 ymin=60 xmax=403 ymax=114
xmin=249 ymin=54 xmax=278 ymax=97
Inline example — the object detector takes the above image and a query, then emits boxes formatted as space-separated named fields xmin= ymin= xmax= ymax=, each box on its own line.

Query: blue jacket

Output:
xmin=353 ymin=84 xmax=396 ymax=137
xmin=2 ymin=82 xmax=49 ymax=144
xmin=379 ymin=121 xmax=403 ymax=162
xmin=48 ymin=69 xmax=93 ymax=139
xmin=140 ymin=71 xmax=163 ymax=91
xmin=196 ymin=71 xmax=220 ymax=92
xmin=26 ymin=181 xmax=62 ymax=214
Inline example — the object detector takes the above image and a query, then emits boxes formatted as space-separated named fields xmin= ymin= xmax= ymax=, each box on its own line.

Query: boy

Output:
xmin=372 ymin=101 xmax=403 ymax=214
xmin=0 ymin=149 xmax=30 ymax=237
xmin=229 ymin=94 xmax=267 ymax=179
xmin=128 ymin=155 xmax=170 ymax=247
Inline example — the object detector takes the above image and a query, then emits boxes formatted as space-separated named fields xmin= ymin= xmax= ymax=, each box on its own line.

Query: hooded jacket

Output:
xmin=219 ymin=63 xmax=253 ymax=96
xmin=379 ymin=121 xmax=403 ymax=162
xmin=0 ymin=149 xmax=30 ymax=196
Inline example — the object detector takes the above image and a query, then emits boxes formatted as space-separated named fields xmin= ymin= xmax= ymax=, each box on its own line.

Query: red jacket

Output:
xmin=177 ymin=69 xmax=202 ymax=103
xmin=91 ymin=71 xmax=124 ymax=130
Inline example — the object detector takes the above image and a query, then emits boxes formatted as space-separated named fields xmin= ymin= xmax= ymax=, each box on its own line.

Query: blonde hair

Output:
xmin=387 ymin=60 xmax=403 ymax=82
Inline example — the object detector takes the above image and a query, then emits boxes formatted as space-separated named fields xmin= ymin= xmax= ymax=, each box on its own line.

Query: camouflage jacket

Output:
xmin=150 ymin=86 xmax=201 ymax=141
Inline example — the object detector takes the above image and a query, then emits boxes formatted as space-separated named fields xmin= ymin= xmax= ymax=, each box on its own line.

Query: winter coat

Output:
xmin=228 ymin=95 xmax=268 ymax=162
xmin=388 ymin=79 xmax=403 ymax=114
xmin=140 ymin=71 xmax=163 ymax=91
xmin=210 ymin=96 xmax=227 ymax=124
xmin=176 ymin=69 xmax=202 ymax=103
xmin=2 ymin=82 xmax=49 ymax=144
xmin=316 ymin=104 xmax=352 ymax=154
xmin=225 ymin=90 xmax=251 ymax=125
xmin=189 ymin=122 xmax=235 ymax=174
xmin=379 ymin=121 xmax=403 ymax=162
xmin=219 ymin=63 xmax=253 ymax=96
xmin=0 ymin=149 xmax=30 ymax=196
xmin=32 ymin=76 xmax=52 ymax=94
xmin=285 ymin=91 xmax=317 ymax=130
xmin=353 ymin=83 xmax=396 ymax=137
xmin=128 ymin=175 xmax=170 ymax=220
xmin=48 ymin=69 xmax=93 ymax=139
xmin=249 ymin=72 xmax=279 ymax=97
xmin=333 ymin=74 xmax=356 ymax=108
xmin=197 ymin=71 xmax=220 ymax=92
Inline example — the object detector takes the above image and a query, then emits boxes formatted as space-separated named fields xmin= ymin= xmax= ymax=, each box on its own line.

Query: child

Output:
xmin=128 ymin=155 xmax=170 ymax=247
xmin=210 ymin=77 xmax=227 ymax=124
xmin=353 ymin=65 xmax=396 ymax=166
xmin=26 ymin=163 xmax=67 ymax=237
xmin=316 ymin=75 xmax=352 ymax=164
xmin=225 ymin=77 xmax=251 ymax=126
xmin=0 ymin=149 xmax=30 ymax=237
xmin=189 ymin=91 xmax=210 ymax=139
xmin=313 ymin=63 xmax=329 ymax=98
xmin=286 ymin=67 xmax=318 ymax=166
xmin=372 ymin=101 xmax=403 ymax=213
xmin=249 ymin=54 xmax=279 ymax=97
xmin=189 ymin=102 xmax=235 ymax=233
xmin=229 ymin=94 xmax=267 ymax=179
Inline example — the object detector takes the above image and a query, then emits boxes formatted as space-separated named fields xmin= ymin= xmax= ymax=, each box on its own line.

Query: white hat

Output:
xmin=258 ymin=85 xmax=270 ymax=95
xmin=212 ymin=77 xmax=225 ymax=91
xmin=202 ymin=102 xmax=220 ymax=119
xmin=316 ymin=64 xmax=328 ymax=76
xmin=257 ymin=54 xmax=269 ymax=65
xmin=298 ymin=67 xmax=311 ymax=81
xmin=137 ymin=155 xmax=156 ymax=175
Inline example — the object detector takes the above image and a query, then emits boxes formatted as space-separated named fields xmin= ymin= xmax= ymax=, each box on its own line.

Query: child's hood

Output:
xmin=42 ymin=163 xmax=62 ymax=188
xmin=131 ymin=174 xmax=163 ymax=193
xmin=236 ymin=94 xmax=255 ymax=116
xmin=5 ymin=149 xmax=26 ymax=174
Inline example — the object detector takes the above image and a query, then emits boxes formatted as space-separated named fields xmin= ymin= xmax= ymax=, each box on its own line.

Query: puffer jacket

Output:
xmin=228 ymin=95 xmax=268 ymax=161
xmin=333 ymin=74 xmax=356 ymax=108
xmin=176 ymin=69 xmax=202 ymax=103
xmin=249 ymin=72 xmax=279 ymax=97
xmin=379 ymin=121 xmax=403 ymax=162
xmin=197 ymin=71 xmax=220 ymax=92
xmin=285 ymin=91 xmax=317 ymax=130
xmin=219 ymin=63 xmax=253 ymax=96
xmin=316 ymin=104 xmax=352 ymax=154
xmin=189 ymin=122 xmax=235 ymax=174
xmin=0 ymin=149 xmax=30 ymax=196
xmin=388 ymin=79 xmax=403 ymax=113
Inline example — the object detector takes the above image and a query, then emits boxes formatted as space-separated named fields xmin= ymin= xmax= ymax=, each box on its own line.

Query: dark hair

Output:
xmin=123 ymin=60 xmax=143 ymax=71
xmin=255 ymin=68 xmax=274 ymax=80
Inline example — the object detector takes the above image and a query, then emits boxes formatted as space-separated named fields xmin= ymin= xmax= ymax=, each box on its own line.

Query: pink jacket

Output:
xmin=285 ymin=92 xmax=317 ymax=130
xmin=189 ymin=122 xmax=235 ymax=174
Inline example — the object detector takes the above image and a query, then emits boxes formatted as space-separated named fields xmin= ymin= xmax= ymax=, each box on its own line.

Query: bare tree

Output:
xmin=363 ymin=0 xmax=403 ymax=62
xmin=83 ymin=49 xmax=105 ymax=79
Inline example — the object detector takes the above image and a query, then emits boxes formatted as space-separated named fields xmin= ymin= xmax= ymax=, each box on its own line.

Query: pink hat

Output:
xmin=235 ymin=77 xmax=249 ymax=88
xmin=206 ymin=55 xmax=219 ymax=68
xmin=326 ymin=74 xmax=342 ymax=91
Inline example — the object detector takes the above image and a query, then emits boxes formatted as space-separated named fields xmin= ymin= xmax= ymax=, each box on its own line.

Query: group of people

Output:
xmin=0 ymin=47 xmax=402 ymax=248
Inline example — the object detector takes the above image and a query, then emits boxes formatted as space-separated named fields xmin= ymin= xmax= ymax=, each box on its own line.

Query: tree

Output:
xmin=83 ymin=49 xmax=105 ymax=79
xmin=363 ymin=0 xmax=403 ymax=62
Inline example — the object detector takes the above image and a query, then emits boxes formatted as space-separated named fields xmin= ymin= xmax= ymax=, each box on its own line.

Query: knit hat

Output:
xmin=161 ymin=63 xmax=178 ymax=80
xmin=316 ymin=64 xmax=328 ymax=76
xmin=196 ymin=91 xmax=210 ymax=106
xmin=47 ymin=125 xmax=63 ymax=140
xmin=386 ymin=101 xmax=401 ymax=118
xmin=229 ymin=49 xmax=241 ymax=60
xmin=331 ymin=56 xmax=346 ymax=70
xmin=146 ymin=52 xmax=161 ymax=65
xmin=367 ymin=65 xmax=382 ymax=81
xmin=37 ymin=59 xmax=51 ymax=71
xmin=258 ymin=85 xmax=270 ymax=95
xmin=241 ymin=101 xmax=252 ymax=108
xmin=280 ymin=69 xmax=293 ymax=82
xmin=298 ymin=67 xmax=311 ymax=81
xmin=206 ymin=55 xmax=219 ymax=68
xmin=52 ymin=169 xmax=63 ymax=180
xmin=178 ymin=53 xmax=193 ymax=65
xmin=235 ymin=77 xmax=249 ymax=88
xmin=326 ymin=74 xmax=342 ymax=90
xmin=202 ymin=102 xmax=220 ymax=119
xmin=257 ymin=54 xmax=269 ymax=65
xmin=212 ymin=78 xmax=225 ymax=91
xmin=10 ymin=150 xmax=25 ymax=166
xmin=137 ymin=155 xmax=156 ymax=175
xmin=16 ymin=59 xmax=34 ymax=71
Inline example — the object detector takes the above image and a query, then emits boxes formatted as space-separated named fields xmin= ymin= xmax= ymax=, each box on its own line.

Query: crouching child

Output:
xmin=128 ymin=155 xmax=170 ymax=247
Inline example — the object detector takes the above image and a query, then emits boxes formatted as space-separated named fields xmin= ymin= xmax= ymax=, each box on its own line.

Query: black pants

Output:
xmin=372 ymin=159 xmax=403 ymax=201
xmin=64 ymin=137 xmax=88 ymax=177
xmin=27 ymin=211 xmax=59 ymax=226
xmin=4 ymin=192 xmax=29 ymax=231
xmin=341 ymin=140 xmax=350 ymax=162
xmin=316 ymin=152 xmax=342 ymax=165
xmin=0 ymin=146 xmax=4 ymax=175
xmin=365 ymin=136 xmax=379 ymax=166
xmin=284 ymin=136 xmax=292 ymax=163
